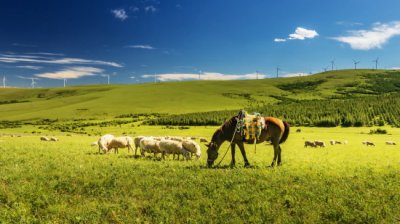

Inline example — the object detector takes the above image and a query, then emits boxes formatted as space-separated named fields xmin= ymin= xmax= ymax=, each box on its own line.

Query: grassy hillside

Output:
xmin=0 ymin=69 xmax=399 ymax=121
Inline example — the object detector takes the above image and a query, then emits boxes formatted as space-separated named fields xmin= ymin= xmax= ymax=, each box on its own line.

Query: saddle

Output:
xmin=237 ymin=110 xmax=265 ymax=141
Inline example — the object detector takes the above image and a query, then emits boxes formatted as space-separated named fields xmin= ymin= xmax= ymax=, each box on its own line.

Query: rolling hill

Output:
xmin=1 ymin=69 xmax=399 ymax=121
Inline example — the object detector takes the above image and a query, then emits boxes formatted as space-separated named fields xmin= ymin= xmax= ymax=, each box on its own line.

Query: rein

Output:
xmin=213 ymin=117 xmax=240 ymax=167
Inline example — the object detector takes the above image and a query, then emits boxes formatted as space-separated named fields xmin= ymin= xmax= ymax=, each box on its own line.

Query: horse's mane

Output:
xmin=211 ymin=116 xmax=237 ymax=142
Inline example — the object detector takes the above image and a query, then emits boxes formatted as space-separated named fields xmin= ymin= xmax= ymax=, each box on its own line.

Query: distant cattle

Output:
xmin=362 ymin=141 xmax=375 ymax=146
xmin=200 ymin=137 xmax=208 ymax=143
xmin=314 ymin=141 xmax=326 ymax=148
xmin=304 ymin=140 xmax=316 ymax=148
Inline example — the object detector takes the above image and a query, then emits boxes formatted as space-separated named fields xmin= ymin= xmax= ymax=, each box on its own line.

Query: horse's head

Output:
xmin=206 ymin=141 xmax=219 ymax=168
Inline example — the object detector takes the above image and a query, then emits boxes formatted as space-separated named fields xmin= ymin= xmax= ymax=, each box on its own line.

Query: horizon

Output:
xmin=1 ymin=0 xmax=400 ymax=87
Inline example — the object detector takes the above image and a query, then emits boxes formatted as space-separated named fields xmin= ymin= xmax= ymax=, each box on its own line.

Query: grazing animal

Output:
xmin=385 ymin=141 xmax=396 ymax=145
xmin=134 ymin=136 xmax=145 ymax=155
xmin=98 ymin=134 xmax=114 ymax=153
xmin=50 ymin=137 xmax=59 ymax=142
xmin=40 ymin=136 xmax=50 ymax=141
xmin=335 ymin=140 xmax=342 ymax=144
xmin=362 ymin=141 xmax=375 ymax=146
xmin=314 ymin=141 xmax=326 ymax=147
xmin=304 ymin=140 xmax=317 ymax=148
xmin=107 ymin=136 xmax=134 ymax=154
xmin=170 ymin=136 xmax=183 ymax=142
xmin=343 ymin=140 xmax=348 ymax=145
xmin=159 ymin=140 xmax=190 ymax=160
xmin=199 ymin=137 xmax=208 ymax=143
xmin=140 ymin=138 xmax=163 ymax=158
xmin=206 ymin=115 xmax=290 ymax=168
xmin=182 ymin=140 xmax=201 ymax=159
xmin=330 ymin=140 xmax=335 ymax=145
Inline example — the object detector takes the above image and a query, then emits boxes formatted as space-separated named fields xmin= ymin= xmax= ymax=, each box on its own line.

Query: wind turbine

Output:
xmin=255 ymin=70 xmax=259 ymax=80
xmin=276 ymin=66 xmax=281 ymax=78
xmin=2 ymin=75 xmax=5 ymax=88
xmin=107 ymin=74 xmax=110 ymax=84
xmin=63 ymin=78 xmax=67 ymax=87
xmin=323 ymin=67 xmax=328 ymax=72
xmin=330 ymin=59 xmax=335 ymax=71
xmin=353 ymin=59 xmax=360 ymax=70
xmin=372 ymin=57 xmax=379 ymax=70
xmin=154 ymin=73 xmax=157 ymax=83
xmin=198 ymin=70 xmax=202 ymax=80
xmin=31 ymin=78 xmax=38 ymax=88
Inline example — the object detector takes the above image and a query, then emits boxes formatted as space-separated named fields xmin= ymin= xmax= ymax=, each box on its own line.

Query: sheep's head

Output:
xmin=206 ymin=142 xmax=219 ymax=168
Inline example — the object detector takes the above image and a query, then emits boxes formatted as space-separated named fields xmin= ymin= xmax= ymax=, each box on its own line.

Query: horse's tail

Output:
xmin=279 ymin=121 xmax=290 ymax=144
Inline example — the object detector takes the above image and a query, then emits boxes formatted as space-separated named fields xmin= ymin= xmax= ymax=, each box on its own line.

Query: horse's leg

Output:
xmin=277 ymin=145 xmax=282 ymax=166
xmin=230 ymin=143 xmax=236 ymax=168
xmin=237 ymin=142 xmax=250 ymax=167
xmin=270 ymin=139 xmax=279 ymax=167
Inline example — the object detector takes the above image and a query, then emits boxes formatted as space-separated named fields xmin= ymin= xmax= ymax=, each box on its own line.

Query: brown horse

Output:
xmin=206 ymin=115 xmax=290 ymax=168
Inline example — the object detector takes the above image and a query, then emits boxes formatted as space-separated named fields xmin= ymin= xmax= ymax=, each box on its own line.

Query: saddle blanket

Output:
xmin=243 ymin=113 xmax=265 ymax=141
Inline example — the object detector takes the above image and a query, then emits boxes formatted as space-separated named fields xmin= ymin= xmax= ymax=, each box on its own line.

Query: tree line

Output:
xmin=146 ymin=94 xmax=400 ymax=127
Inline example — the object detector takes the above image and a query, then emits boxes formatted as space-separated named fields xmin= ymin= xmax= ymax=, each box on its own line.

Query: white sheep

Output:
xmin=170 ymin=136 xmax=183 ymax=142
xmin=385 ymin=141 xmax=396 ymax=145
xmin=159 ymin=140 xmax=190 ymax=160
xmin=50 ymin=137 xmax=59 ymax=142
xmin=182 ymin=139 xmax=201 ymax=159
xmin=40 ymin=136 xmax=50 ymax=141
xmin=98 ymin=134 xmax=114 ymax=153
xmin=134 ymin=136 xmax=145 ymax=154
xmin=107 ymin=136 xmax=134 ymax=154
xmin=140 ymin=138 xmax=163 ymax=158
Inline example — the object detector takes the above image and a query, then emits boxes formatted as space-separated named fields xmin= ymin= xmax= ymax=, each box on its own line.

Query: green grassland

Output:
xmin=1 ymin=126 xmax=400 ymax=223
xmin=1 ymin=69 xmax=400 ymax=223
xmin=1 ymin=69 xmax=399 ymax=121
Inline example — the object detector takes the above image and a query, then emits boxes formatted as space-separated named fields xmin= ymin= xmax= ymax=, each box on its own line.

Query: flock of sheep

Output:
xmin=94 ymin=134 xmax=207 ymax=160
xmin=40 ymin=136 xmax=59 ymax=142
xmin=304 ymin=139 xmax=396 ymax=148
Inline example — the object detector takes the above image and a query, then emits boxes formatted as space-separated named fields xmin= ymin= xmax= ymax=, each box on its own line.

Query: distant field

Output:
xmin=1 ymin=126 xmax=400 ymax=223
xmin=1 ymin=69 xmax=398 ymax=121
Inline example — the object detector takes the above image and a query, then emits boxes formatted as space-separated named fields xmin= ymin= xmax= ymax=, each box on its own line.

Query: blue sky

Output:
xmin=1 ymin=0 xmax=400 ymax=87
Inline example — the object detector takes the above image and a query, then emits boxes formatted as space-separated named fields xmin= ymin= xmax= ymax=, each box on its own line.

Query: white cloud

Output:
xmin=280 ymin=72 xmax=310 ymax=78
xmin=274 ymin=27 xmax=318 ymax=42
xmin=142 ymin=72 xmax=267 ymax=81
xmin=0 ymin=54 xmax=122 ymax=67
xmin=336 ymin=21 xmax=363 ymax=27
xmin=288 ymin=27 xmax=319 ymax=40
xmin=35 ymin=67 xmax=103 ymax=79
xmin=111 ymin=9 xmax=128 ymax=21
xmin=16 ymin=65 xmax=42 ymax=70
xmin=26 ymin=52 xmax=64 ymax=56
xmin=145 ymin=5 xmax=157 ymax=13
xmin=130 ymin=6 xmax=139 ymax=12
xmin=274 ymin=38 xmax=286 ymax=42
xmin=126 ymin=45 xmax=155 ymax=50
xmin=332 ymin=21 xmax=400 ymax=50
